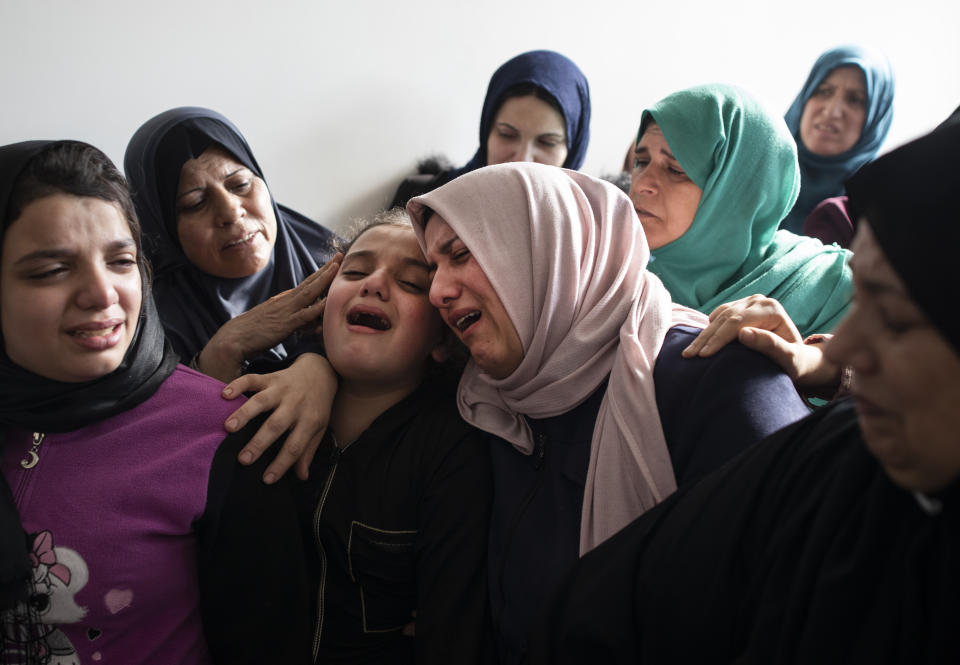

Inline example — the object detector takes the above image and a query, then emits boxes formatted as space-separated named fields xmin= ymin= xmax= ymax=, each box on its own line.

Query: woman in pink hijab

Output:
xmin=407 ymin=162 xmax=810 ymax=665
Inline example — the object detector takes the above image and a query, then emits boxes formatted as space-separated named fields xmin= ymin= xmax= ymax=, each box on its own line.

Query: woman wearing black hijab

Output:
xmin=125 ymin=107 xmax=342 ymax=480
xmin=0 ymin=140 xmax=311 ymax=663
xmin=533 ymin=118 xmax=960 ymax=664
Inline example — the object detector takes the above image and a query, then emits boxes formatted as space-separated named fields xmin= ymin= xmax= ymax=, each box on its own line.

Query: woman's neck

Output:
xmin=328 ymin=376 xmax=422 ymax=447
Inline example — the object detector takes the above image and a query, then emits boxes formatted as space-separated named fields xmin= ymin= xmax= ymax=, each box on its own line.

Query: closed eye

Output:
xmin=28 ymin=266 xmax=68 ymax=280
xmin=227 ymin=179 xmax=253 ymax=194
xmin=178 ymin=197 xmax=205 ymax=213
xmin=110 ymin=258 xmax=138 ymax=271
xmin=399 ymin=280 xmax=427 ymax=292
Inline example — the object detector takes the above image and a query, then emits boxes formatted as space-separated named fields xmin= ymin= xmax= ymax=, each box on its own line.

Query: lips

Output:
xmin=813 ymin=122 xmax=842 ymax=135
xmin=66 ymin=320 xmax=124 ymax=349
xmin=222 ymin=230 xmax=260 ymax=250
xmin=347 ymin=305 xmax=391 ymax=331
xmin=634 ymin=206 xmax=659 ymax=220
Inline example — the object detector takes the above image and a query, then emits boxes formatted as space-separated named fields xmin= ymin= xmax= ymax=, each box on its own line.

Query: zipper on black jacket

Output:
xmin=311 ymin=442 xmax=342 ymax=659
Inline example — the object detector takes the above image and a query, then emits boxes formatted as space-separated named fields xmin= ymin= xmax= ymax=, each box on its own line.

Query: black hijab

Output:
xmin=532 ymin=117 xmax=960 ymax=664
xmin=846 ymin=115 xmax=960 ymax=353
xmin=123 ymin=107 xmax=338 ymax=362
xmin=0 ymin=140 xmax=179 ymax=610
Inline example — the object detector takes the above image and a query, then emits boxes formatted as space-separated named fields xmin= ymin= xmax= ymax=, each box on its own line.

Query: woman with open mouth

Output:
xmin=534 ymin=115 xmax=960 ymax=665
xmin=0 ymin=140 xmax=313 ymax=663
xmin=408 ymin=162 xmax=810 ymax=664
xmin=628 ymin=83 xmax=853 ymax=338
xmin=781 ymin=45 xmax=895 ymax=241
xmin=125 ymin=107 xmax=343 ymax=482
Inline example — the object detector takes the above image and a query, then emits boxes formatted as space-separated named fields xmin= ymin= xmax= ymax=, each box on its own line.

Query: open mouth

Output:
xmin=223 ymin=231 xmax=259 ymax=249
xmin=347 ymin=310 xmax=391 ymax=331
xmin=455 ymin=311 xmax=481 ymax=332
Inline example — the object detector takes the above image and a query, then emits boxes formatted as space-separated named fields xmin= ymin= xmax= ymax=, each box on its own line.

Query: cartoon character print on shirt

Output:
xmin=1 ymin=530 xmax=89 ymax=664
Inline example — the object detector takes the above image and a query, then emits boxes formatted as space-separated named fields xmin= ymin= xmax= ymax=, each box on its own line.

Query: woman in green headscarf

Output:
xmin=628 ymin=84 xmax=851 ymax=337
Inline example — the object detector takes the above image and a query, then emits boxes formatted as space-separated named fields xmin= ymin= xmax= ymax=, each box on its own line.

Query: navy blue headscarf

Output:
xmin=450 ymin=50 xmax=591 ymax=179
xmin=781 ymin=45 xmax=895 ymax=233
xmin=124 ymin=107 xmax=338 ymax=363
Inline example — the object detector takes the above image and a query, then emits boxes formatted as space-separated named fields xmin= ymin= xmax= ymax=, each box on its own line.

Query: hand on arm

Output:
xmin=681 ymin=294 xmax=842 ymax=397
xmin=222 ymin=352 xmax=338 ymax=483
xmin=196 ymin=255 xmax=341 ymax=382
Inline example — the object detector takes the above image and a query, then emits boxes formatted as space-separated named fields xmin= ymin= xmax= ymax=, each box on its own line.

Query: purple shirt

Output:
xmin=2 ymin=365 xmax=240 ymax=665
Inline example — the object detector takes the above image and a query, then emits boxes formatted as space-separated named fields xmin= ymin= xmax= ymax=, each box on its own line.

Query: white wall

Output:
xmin=2 ymin=0 xmax=957 ymax=233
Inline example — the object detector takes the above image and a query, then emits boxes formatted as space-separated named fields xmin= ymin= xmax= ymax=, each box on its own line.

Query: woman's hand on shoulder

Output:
xmin=197 ymin=255 xmax=342 ymax=382
xmin=681 ymin=294 xmax=841 ymax=395
xmin=221 ymin=352 xmax=339 ymax=483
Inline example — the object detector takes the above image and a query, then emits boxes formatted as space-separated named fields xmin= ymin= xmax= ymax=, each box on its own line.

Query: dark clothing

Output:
xmin=199 ymin=411 xmax=314 ymax=664
xmin=300 ymin=383 xmax=494 ymax=664
xmin=489 ymin=325 xmax=810 ymax=664
xmin=802 ymin=196 xmax=856 ymax=248
xmin=533 ymin=399 xmax=960 ymax=664
xmin=846 ymin=119 xmax=960 ymax=353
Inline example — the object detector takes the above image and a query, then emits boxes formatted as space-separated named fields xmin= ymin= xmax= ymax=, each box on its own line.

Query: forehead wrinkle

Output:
xmin=13 ymin=237 xmax=136 ymax=266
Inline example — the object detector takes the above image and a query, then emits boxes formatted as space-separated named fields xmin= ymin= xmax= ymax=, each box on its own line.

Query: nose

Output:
xmin=428 ymin=265 xmax=457 ymax=309
xmin=513 ymin=140 xmax=535 ymax=163
xmin=824 ymin=304 xmax=878 ymax=375
xmin=824 ymin=94 xmax=844 ymax=118
xmin=211 ymin=188 xmax=245 ymax=226
xmin=629 ymin=166 xmax=657 ymax=204
xmin=76 ymin=264 xmax=120 ymax=310
xmin=360 ymin=269 xmax=389 ymax=301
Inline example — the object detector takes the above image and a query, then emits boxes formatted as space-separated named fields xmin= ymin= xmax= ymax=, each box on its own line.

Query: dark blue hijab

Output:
xmin=450 ymin=50 xmax=591 ymax=179
xmin=781 ymin=45 xmax=895 ymax=233
xmin=124 ymin=107 xmax=338 ymax=363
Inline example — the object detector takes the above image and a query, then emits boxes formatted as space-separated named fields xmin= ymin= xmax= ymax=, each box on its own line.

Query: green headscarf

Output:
xmin=640 ymin=84 xmax=852 ymax=336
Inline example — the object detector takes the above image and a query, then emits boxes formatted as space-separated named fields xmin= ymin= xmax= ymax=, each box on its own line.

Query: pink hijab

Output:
xmin=408 ymin=163 xmax=707 ymax=553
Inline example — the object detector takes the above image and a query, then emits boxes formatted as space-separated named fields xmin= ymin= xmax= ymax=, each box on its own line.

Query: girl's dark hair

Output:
xmin=4 ymin=141 xmax=151 ymax=286
xmin=493 ymin=82 xmax=566 ymax=123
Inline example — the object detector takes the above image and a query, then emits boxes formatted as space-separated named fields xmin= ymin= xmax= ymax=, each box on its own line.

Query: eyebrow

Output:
xmin=14 ymin=238 xmax=137 ymax=266
xmin=177 ymin=167 xmax=246 ymax=200
xmin=495 ymin=121 xmax=565 ymax=139
xmin=635 ymin=145 xmax=680 ymax=162
xmin=345 ymin=249 xmax=430 ymax=271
